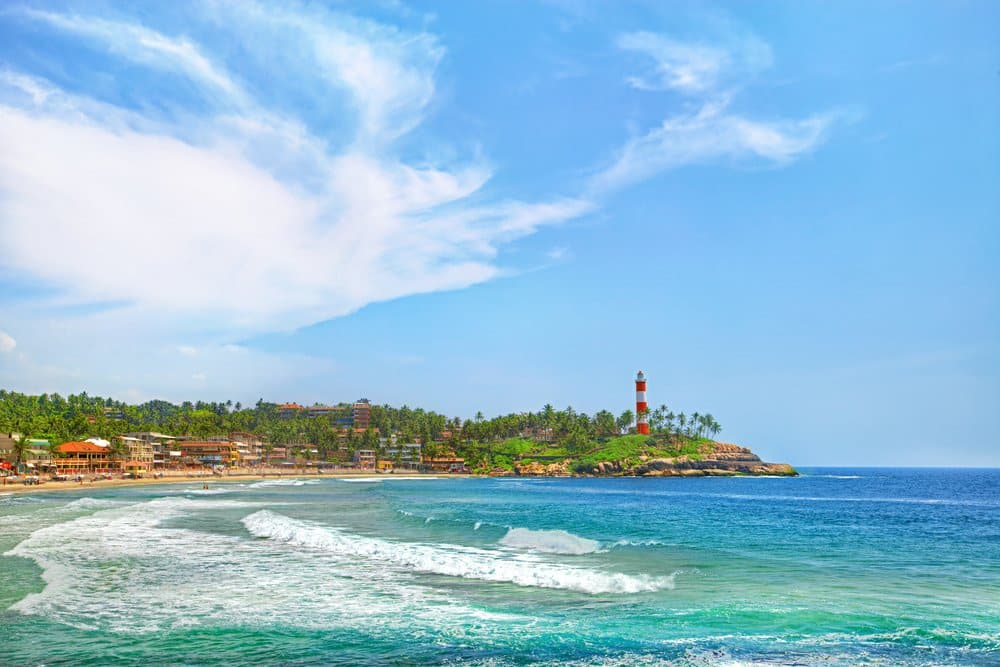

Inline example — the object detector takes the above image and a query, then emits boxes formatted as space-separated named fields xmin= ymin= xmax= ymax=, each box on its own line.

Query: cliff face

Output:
xmin=630 ymin=443 xmax=796 ymax=477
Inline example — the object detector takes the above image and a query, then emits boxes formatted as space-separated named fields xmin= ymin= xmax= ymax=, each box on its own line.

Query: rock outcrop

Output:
xmin=513 ymin=460 xmax=571 ymax=476
xmin=629 ymin=443 xmax=795 ymax=477
xmin=511 ymin=441 xmax=796 ymax=478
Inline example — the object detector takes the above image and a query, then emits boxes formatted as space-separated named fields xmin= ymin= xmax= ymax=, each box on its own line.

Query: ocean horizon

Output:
xmin=1 ymin=467 xmax=997 ymax=665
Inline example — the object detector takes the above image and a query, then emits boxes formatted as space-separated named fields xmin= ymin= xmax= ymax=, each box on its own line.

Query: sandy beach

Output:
xmin=0 ymin=470 xmax=463 ymax=495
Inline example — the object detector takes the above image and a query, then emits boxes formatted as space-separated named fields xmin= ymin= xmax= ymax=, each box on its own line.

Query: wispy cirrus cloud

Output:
xmin=592 ymin=27 xmax=847 ymax=193
xmin=11 ymin=7 xmax=246 ymax=101
xmin=592 ymin=99 xmax=844 ymax=193
xmin=616 ymin=29 xmax=772 ymax=94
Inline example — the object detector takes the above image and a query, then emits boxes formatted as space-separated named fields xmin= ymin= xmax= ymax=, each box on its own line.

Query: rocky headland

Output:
xmin=507 ymin=437 xmax=795 ymax=477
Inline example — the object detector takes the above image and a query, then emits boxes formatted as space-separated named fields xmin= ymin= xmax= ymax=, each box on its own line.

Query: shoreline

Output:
xmin=0 ymin=470 xmax=467 ymax=496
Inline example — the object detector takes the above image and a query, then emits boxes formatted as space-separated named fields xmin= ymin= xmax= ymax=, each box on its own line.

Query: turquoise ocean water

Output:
xmin=1 ymin=469 xmax=997 ymax=665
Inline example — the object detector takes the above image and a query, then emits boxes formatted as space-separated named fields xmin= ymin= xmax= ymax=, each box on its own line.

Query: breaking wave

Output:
xmin=60 ymin=497 xmax=124 ymax=511
xmin=242 ymin=510 xmax=674 ymax=594
xmin=498 ymin=527 xmax=600 ymax=555
xmin=5 ymin=497 xmax=539 ymax=638
xmin=248 ymin=478 xmax=321 ymax=488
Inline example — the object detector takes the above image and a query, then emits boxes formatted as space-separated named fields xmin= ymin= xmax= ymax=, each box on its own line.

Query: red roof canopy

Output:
xmin=57 ymin=441 xmax=107 ymax=454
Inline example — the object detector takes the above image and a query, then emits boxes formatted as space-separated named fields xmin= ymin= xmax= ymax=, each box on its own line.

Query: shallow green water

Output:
xmin=1 ymin=470 xmax=997 ymax=665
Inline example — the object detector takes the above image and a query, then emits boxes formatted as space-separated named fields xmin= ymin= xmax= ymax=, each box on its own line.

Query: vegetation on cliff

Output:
xmin=468 ymin=433 xmax=795 ymax=476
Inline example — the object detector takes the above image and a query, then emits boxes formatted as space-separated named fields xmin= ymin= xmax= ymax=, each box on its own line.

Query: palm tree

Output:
xmin=108 ymin=437 xmax=128 ymax=473
xmin=616 ymin=410 xmax=634 ymax=435
xmin=11 ymin=434 xmax=30 ymax=473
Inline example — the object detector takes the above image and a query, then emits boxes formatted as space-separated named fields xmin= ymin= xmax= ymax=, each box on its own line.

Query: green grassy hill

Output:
xmin=468 ymin=433 xmax=795 ymax=477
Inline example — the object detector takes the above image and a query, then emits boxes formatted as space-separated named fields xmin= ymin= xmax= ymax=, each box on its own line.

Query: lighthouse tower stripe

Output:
xmin=635 ymin=370 xmax=650 ymax=434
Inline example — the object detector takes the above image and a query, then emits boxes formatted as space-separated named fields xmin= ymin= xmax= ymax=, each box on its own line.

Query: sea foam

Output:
xmin=248 ymin=478 xmax=321 ymax=488
xmin=5 ymin=497 xmax=535 ymax=639
xmin=242 ymin=510 xmax=673 ymax=594
xmin=498 ymin=527 xmax=600 ymax=555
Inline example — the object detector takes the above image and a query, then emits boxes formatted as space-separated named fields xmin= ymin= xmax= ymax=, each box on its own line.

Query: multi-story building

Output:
xmin=124 ymin=432 xmax=181 ymax=469
xmin=353 ymin=449 xmax=376 ymax=469
xmin=306 ymin=404 xmax=350 ymax=420
xmin=265 ymin=446 xmax=288 ymax=466
xmin=179 ymin=441 xmax=239 ymax=468
xmin=230 ymin=431 xmax=265 ymax=467
xmin=0 ymin=434 xmax=51 ymax=471
xmin=113 ymin=436 xmax=154 ymax=473
xmin=277 ymin=403 xmax=303 ymax=419
xmin=422 ymin=452 xmax=468 ymax=473
xmin=54 ymin=441 xmax=112 ymax=474
xmin=384 ymin=443 xmax=422 ymax=470
xmin=352 ymin=399 xmax=372 ymax=430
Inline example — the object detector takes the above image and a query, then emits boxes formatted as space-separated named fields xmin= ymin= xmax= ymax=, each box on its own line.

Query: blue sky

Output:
xmin=0 ymin=1 xmax=997 ymax=466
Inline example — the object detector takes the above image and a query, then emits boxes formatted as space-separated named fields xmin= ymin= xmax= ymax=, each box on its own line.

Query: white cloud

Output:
xmin=15 ymin=9 xmax=245 ymax=102
xmin=616 ymin=30 xmax=771 ymax=94
xmin=0 ymin=330 xmax=15 ymax=353
xmin=592 ymin=100 xmax=840 ymax=192
xmin=0 ymin=5 xmax=591 ymax=339
xmin=618 ymin=33 xmax=731 ymax=93
xmin=592 ymin=29 xmax=843 ymax=193
xmin=177 ymin=346 xmax=199 ymax=357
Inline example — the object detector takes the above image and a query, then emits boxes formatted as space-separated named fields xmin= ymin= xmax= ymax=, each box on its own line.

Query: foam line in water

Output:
xmin=498 ymin=527 xmax=600 ymax=555
xmin=242 ymin=510 xmax=674 ymax=594
xmin=248 ymin=478 xmax=322 ymax=488
xmin=59 ymin=497 xmax=124 ymax=511
xmin=340 ymin=476 xmax=446 ymax=483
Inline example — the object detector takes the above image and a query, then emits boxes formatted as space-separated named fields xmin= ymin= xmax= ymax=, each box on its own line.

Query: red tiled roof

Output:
xmin=57 ymin=441 xmax=107 ymax=454
xmin=278 ymin=403 xmax=303 ymax=410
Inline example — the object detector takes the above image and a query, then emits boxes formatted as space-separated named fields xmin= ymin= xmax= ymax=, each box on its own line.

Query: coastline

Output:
xmin=0 ymin=466 xmax=805 ymax=496
xmin=0 ymin=470 xmax=466 ymax=496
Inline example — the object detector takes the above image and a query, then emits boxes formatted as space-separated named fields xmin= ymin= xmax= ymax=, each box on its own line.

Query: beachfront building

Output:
xmin=53 ymin=441 xmax=112 ymax=474
xmin=384 ymin=442 xmax=422 ymax=470
xmin=265 ymin=446 xmax=288 ymax=466
xmin=230 ymin=431 xmax=266 ymax=466
xmin=0 ymin=434 xmax=52 ymax=472
xmin=0 ymin=433 xmax=15 ymax=465
xmin=230 ymin=432 xmax=263 ymax=468
xmin=423 ymin=453 xmax=468 ymax=473
xmin=113 ymin=436 xmax=154 ymax=474
xmin=179 ymin=441 xmax=239 ymax=468
xmin=354 ymin=449 xmax=376 ymax=469
xmin=124 ymin=432 xmax=181 ymax=469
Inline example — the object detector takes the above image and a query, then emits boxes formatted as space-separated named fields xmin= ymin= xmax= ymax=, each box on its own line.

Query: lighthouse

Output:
xmin=635 ymin=370 xmax=650 ymax=434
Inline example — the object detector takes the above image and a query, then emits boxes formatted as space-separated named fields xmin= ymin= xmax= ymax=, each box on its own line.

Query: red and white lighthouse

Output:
xmin=635 ymin=370 xmax=649 ymax=434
